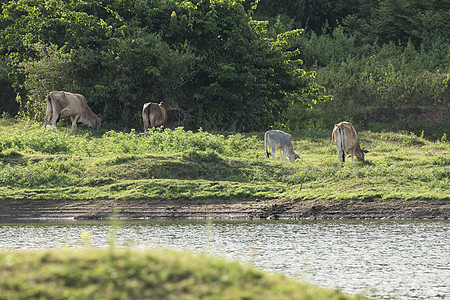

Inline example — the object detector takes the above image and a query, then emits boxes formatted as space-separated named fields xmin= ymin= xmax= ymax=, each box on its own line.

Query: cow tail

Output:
xmin=46 ymin=93 xmax=62 ymax=124
xmin=44 ymin=94 xmax=52 ymax=127
xmin=46 ymin=94 xmax=52 ymax=112
xmin=339 ymin=127 xmax=345 ymax=163
xmin=142 ymin=103 xmax=151 ymax=135
xmin=264 ymin=132 xmax=269 ymax=159
xmin=144 ymin=103 xmax=151 ymax=120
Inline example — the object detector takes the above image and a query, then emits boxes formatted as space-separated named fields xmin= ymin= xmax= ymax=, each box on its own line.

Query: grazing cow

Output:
xmin=264 ymin=130 xmax=300 ymax=163
xmin=332 ymin=121 xmax=369 ymax=163
xmin=142 ymin=102 xmax=184 ymax=136
xmin=164 ymin=107 xmax=185 ymax=128
xmin=44 ymin=91 xmax=101 ymax=132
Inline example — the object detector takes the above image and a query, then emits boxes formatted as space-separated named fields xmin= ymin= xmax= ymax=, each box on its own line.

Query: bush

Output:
xmin=295 ymin=30 xmax=450 ymax=138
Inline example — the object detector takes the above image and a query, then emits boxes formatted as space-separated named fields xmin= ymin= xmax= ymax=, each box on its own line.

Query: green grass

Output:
xmin=0 ymin=248 xmax=368 ymax=299
xmin=0 ymin=119 xmax=448 ymax=202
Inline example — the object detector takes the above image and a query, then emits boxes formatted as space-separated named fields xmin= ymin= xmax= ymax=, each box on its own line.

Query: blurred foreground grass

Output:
xmin=0 ymin=248 xmax=368 ymax=299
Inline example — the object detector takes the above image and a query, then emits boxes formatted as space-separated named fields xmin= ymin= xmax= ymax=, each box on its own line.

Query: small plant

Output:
xmin=1 ymin=112 xmax=11 ymax=119
xmin=81 ymin=230 xmax=91 ymax=246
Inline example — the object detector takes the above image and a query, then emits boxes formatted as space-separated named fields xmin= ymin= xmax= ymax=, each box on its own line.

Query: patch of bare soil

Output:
xmin=0 ymin=198 xmax=448 ymax=221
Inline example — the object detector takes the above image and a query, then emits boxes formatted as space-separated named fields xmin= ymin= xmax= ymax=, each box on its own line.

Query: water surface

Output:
xmin=1 ymin=220 xmax=448 ymax=299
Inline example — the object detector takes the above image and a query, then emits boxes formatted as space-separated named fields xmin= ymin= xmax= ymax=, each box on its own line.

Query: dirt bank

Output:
xmin=0 ymin=198 xmax=449 ymax=221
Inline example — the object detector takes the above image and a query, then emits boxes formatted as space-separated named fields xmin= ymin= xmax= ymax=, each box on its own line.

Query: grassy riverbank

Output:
xmin=0 ymin=248 xmax=367 ymax=299
xmin=0 ymin=119 xmax=448 ymax=204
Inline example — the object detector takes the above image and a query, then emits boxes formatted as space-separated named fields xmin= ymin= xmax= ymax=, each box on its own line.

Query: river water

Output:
xmin=0 ymin=220 xmax=448 ymax=299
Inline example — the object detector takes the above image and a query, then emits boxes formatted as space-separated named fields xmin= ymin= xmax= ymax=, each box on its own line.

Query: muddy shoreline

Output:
xmin=0 ymin=198 xmax=449 ymax=221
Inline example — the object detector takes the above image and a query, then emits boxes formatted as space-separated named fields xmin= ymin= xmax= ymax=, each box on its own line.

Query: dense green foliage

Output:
xmin=296 ymin=29 xmax=449 ymax=137
xmin=252 ymin=0 xmax=449 ymax=137
xmin=252 ymin=0 xmax=450 ymax=47
xmin=0 ymin=0 xmax=448 ymax=135
xmin=0 ymin=248 xmax=367 ymax=299
xmin=0 ymin=0 xmax=321 ymax=131
xmin=1 ymin=120 xmax=448 ymax=202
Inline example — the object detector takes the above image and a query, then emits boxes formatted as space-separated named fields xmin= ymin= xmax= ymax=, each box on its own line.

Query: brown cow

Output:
xmin=142 ymin=102 xmax=184 ymax=136
xmin=164 ymin=107 xmax=185 ymax=128
xmin=44 ymin=91 xmax=101 ymax=132
xmin=332 ymin=121 xmax=369 ymax=163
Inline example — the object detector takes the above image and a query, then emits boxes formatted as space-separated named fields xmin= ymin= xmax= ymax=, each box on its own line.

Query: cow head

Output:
xmin=93 ymin=114 xmax=101 ymax=130
xmin=288 ymin=152 xmax=301 ymax=163
xmin=355 ymin=147 xmax=369 ymax=161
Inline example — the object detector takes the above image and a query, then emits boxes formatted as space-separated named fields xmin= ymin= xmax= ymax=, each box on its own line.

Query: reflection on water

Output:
xmin=1 ymin=220 xmax=449 ymax=299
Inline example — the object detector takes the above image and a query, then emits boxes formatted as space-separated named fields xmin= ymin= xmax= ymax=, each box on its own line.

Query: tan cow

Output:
xmin=142 ymin=102 xmax=167 ymax=137
xmin=332 ymin=121 xmax=369 ymax=163
xmin=264 ymin=130 xmax=300 ymax=163
xmin=44 ymin=91 xmax=101 ymax=132
xmin=142 ymin=102 xmax=184 ymax=136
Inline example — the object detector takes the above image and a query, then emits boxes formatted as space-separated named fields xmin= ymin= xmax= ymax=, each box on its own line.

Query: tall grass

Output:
xmin=0 ymin=122 xmax=260 ymax=158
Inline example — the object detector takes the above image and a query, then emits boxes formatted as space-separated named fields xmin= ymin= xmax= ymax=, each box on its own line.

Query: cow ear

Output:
xmin=363 ymin=149 xmax=369 ymax=154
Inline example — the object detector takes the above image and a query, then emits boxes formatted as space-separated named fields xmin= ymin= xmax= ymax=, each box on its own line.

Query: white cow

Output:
xmin=332 ymin=121 xmax=369 ymax=163
xmin=264 ymin=130 xmax=300 ymax=163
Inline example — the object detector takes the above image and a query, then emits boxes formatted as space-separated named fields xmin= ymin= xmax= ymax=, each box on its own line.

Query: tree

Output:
xmin=19 ymin=43 xmax=74 ymax=121
xmin=371 ymin=0 xmax=450 ymax=47
xmin=2 ymin=0 xmax=326 ymax=131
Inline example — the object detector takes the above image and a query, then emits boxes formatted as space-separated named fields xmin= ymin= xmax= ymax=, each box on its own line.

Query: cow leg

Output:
xmin=144 ymin=122 xmax=149 ymax=137
xmin=49 ymin=99 xmax=62 ymax=128
xmin=337 ymin=147 xmax=344 ymax=163
xmin=44 ymin=95 xmax=53 ymax=131
xmin=71 ymin=115 xmax=80 ymax=132
xmin=271 ymin=146 xmax=276 ymax=160
xmin=51 ymin=113 xmax=60 ymax=127
xmin=46 ymin=114 xmax=60 ymax=133
xmin=44 ymin=108 xmax=53 ymax=131
xmin=143 ymin=116 xmax=148 ymax=137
